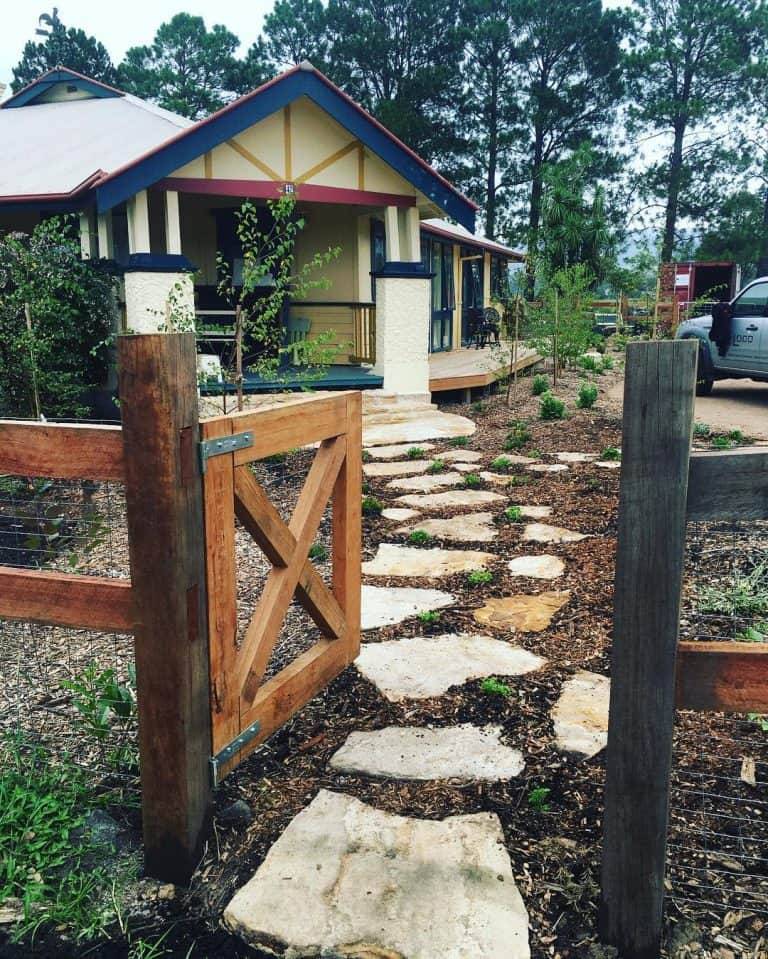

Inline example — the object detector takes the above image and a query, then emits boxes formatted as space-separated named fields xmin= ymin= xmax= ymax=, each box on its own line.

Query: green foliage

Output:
xmin=11 ymin=10 xmax=116 ymax=91
xmin=710 ymin=429 xmax=747 ymax=449
xmin=406 ymin=446 xmax=426 ymax=459
xmin=527 ymin=785 xmax=552 ymax=813
xmin=699 ymin=562 xmax=768 ymax=618
xmin=576 ymin=382 xmax=598 ymax=409
xmin=0 ymin=219 xmax=114 ymax=419
xmin=427 ymin=459 xmax=446 ymax=474
xmin=507 ymin=474 xmax=532 ymax=487
xmin=737 ymin=622 xmax=768 ymax=643
xmin=693 ymin=422 xmax=711 ymax=437
xmin=448 ymin=435 xmax=470 ymax=447
xmin=308 ymin=543 xmax=328 ymax=561
xmin=361 ymin=495 xmax=383 ymax=516
xmin=601 ymin=446 xmax=621 ymax=461
xmin=361 ymin=450 xmax=373 ymax=463
xmin=491 ymin=456 xmax=513 ymax=471
xmin=696 ymin=190 xmax=768 ymax=282
xmin=503 ymin=506 xmax=524 ymax=523
xmin=466 ymin=568 xmax=493 ymax=586
xmin=417 ymin=610 xmax=441 ymax=625
xmin=408 ymin=530 xmax=432 ymax=545
xmin=528 ymin=263 xmax=599 ymax=373
xmin=532 ymin=374 xmax=549 ymax=396
xmin=504 ymin=421 xmax=531 ymax=451
xmin=539 ymin=392 xmax=566 ymax=420
xmin=463 ymin=472 xmax=483 ymax=489
xmin=471 ymin=400 xmax=487 ymax=414
xmin=61 ymin=665 xmax=137 ymax=773
xmin=480 ymin=677 xmax=512 ymax=698
xmin=711 ymin=435 xmax=732 ymax=450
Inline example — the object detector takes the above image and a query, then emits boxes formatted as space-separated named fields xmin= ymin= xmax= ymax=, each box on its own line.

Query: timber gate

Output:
xmin=200 ymin=392 xmax=362 ymax=784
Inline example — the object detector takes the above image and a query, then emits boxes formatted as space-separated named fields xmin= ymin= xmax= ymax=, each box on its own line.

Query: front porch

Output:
xmin=428 ymin=343 xmax=541 ymax=395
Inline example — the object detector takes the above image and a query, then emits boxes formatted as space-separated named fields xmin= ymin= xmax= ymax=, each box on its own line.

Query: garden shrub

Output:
xmin=532 ymin=374 xmax=548 ymax=396
xmin=539 ymin=391 xmax=566 ymax=420
xmin=576 ymin=382 xmax=598 ymax=409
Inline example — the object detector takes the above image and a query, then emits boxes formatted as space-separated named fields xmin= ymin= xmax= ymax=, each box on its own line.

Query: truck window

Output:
xmin=732 ymin=280 xmax=768 ymax=317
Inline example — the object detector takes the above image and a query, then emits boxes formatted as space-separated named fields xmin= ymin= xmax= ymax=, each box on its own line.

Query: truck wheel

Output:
xmin=696 ymin=376 xmax=714 ymax=396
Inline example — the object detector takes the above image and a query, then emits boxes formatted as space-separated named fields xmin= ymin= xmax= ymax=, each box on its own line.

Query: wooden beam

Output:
xmin=600 ymin=339 xmax=698 ymax=959
xmin=283 ymin=105 xmax=292 ymax=181
xmin=332 ymin=392 xmax=362 ymax=663
xmin=0 ymin=567 xmax=133 ymax=632
xmin=0 ymin=421 xmax=124 ymax=481
xmin=676 ymin=641 xmax=768 ymax=712
xmin=687 ymin=448 xmax=768 ymax=522
xmin=118 ymin=332 xmax=212 ymax=885
xmin=225 ymin=139 xmax=281 ymax=181
xmin=295 ymin=140 xmax=359 ymax=184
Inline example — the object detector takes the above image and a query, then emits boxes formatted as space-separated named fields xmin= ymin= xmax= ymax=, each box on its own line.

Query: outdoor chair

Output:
xmin=472 ymin=307 xmax=502 ymax=349
xmin=282 ymin=316 xmax=311 ymax=365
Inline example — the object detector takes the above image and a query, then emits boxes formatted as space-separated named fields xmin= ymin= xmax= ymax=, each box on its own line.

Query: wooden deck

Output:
xmin=428 ymin=343 xmax=540 ymax=393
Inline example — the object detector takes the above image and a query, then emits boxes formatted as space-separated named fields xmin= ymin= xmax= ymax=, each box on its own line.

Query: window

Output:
xmin=370 ymin=219 xmax=386 ymax=300
xmin=428 ymin=240 xmax=454 ymax=311
xmin=491 ymin=256 xmax=509 ymax=300
xmin=732 ymin=281 xmax=768 ymax=318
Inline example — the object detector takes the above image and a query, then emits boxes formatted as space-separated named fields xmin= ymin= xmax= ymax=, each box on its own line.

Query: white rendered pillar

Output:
xmin=79 ymin=211 xmax=96 ymax=259
xmin=405 ymin=207 xmax=421 ymax=262
xmin=97 ymin=211 xmax=114 ymax=259
xmin=127 ymin=190 xmax=151 ymax=253
xmin=373 ymin=272 xmax=431 ymax=395
xmin=384 ymin=205 xmax=400 ymax=261
xmin=164 ymin=191 xmax=182 ymax=255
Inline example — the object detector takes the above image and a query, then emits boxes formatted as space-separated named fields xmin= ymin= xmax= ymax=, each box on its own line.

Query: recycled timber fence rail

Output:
xmin=599 ymin=339 xmax=768 ymax=958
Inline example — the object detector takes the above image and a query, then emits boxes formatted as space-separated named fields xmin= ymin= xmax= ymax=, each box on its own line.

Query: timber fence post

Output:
xmin=599 ymin=338 xmax=698 ymax=958
xmin=118 ymin=332 xmax=212 ymax=884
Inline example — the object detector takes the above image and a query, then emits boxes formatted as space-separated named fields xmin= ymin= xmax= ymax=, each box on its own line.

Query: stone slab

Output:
xmin=395 ymin=512 xmax=498 ymax=542
xmin=330 ymin=724 xmax=525 ymax=780
xmin=508 ymin=555 xmax=566 ymax=580
xmin=395 ymin=489 xmax=506 ymax=511
xmin=364 ymin=442 xmax=436 ymax=459
xmin=514 ymin=505 xmax=553 ymax=519
xmin=522 ymin=523 xmax=587 ymax=544
xmin=223 ymin=789 xmax=530 ymax=959
xmin=480 ymin=471 xmax=514 ymax=486
xmin=363 ymin=459 xmax=431 ymax=477
xmin=387 ymin=471 xmax=466 ymax=492
xmin=440 ymin=449 xmax=484 ymax=463
xmin=552 ymin=670 xmax=610 ymax=758
xmin=355 ymin=633 xmax=546 ymax=701
xmin=555 ymin=452 xmax=598 ymax=463
xmin=527 ymin=463 xmax=569 ymax=473
xmin=364 ymin=412 xmax=476 ymax=447
xmin=363 ymin=543 xmax=495 ymax=578
xmin=382 ymin=507 xmax=421 ymax=521
xmin=493 ymin=453 xmax=536 ymax=465
xmin=595 ymin=460 xmax=621 ymax=470
xmin=361 ymin=585 xmax=454 ymax=630
xmin=474 ymin=591 xmax=571 ymax=633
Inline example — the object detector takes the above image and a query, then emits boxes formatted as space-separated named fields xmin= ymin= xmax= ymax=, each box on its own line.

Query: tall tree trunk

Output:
xmin=485 ymin=54 xmax=500 ymax=240
xmin=661 ymin=120 xmax=686 ymax=263
xmin=757 ymin=185 xmax=768 ymax=278
xmin=525 ymin=128 xmax=545 ymax=299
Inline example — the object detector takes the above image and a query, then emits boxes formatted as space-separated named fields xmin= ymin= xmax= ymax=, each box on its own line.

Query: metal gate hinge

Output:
xmin=198 ymin=431 xmax=254 ymax=473
xmin=210 ymin=720 xmax=262 ymax=787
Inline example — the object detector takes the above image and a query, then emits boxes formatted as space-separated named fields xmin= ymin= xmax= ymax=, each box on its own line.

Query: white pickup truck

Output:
xmin=676 ymin=277 xmax=768 ymax=395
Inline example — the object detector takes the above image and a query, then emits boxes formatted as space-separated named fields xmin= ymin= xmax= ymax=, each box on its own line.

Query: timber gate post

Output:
xmin=599 ymin=339 xmax=698 ymax=957
xmin=118 ymin=332 xmax=212 ymax=884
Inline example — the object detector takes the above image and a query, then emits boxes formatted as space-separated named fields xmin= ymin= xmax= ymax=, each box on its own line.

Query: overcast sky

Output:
xmin=0 ymin=1 xmax=275 ymax=93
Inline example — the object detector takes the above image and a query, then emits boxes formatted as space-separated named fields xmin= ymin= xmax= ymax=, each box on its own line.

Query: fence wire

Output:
xmin=667 ymin=486 xmax=768 ymax=945
xmin=0 ymin=465 xmax=138 ymax=798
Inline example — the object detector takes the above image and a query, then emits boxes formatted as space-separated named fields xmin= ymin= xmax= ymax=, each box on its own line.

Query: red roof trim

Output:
xmin=0 ymin=171 xmax=103 ymax=204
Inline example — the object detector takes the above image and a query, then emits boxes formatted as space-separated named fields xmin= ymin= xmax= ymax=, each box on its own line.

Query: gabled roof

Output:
xmin=2 ymin=66 xmax=123 ymax=109
xmin=422 ymin=218 xmax=525 ymax=261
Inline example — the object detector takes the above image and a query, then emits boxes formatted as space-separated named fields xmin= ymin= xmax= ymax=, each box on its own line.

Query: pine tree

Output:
xmin=11 ymin=10 xmax=115 ymax=91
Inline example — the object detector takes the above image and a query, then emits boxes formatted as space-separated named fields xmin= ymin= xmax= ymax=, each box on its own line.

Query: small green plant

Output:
xmin=601 ymin=446 xmax=621 ymax=461
xmin=361 ymin=449 xmax=373 ymax=463
xmin=737 ymin=622 xmax=768 ymax=643
xmin=532 ymin=374 xmax=549 ymax=396
xmin=503 ymin=506 xmax=524 ymax=523
xmin=693 ymin=422 xmax=711 ymax=438
xmin=749 ymin=713 xmax=768 ymax=732
xmin=407 ymin=446 xmax=426 ymax=459
xmin=711 ymin=435 xmax=732 ymax=450
xmin=576 ymin=382 xmax=598 ymax=409
xmin=471 ymin=400 xmax=487 ymax=414
xmin=262 ymin=451 xmax=288 ymax=464
xmin=490 ymin=455 xmax=513 ymax=471
xmin=463 ymin=472 xmax=483 ymax=489
xmin=577 ymin=353 xmax=600 ymax=373
xmin=728 ymin=429 xmax=744 ymax=443
xmin=526 ymin=448 xmax=541 ymax=459
xmin=467 ymin=568 xmax=493 ymax=586
xmin=481 ymin=677 xmax=512 ymax=698
xmin=508 ymin=474 xmax=532 ymax=487
xmin=539 ymin=391 xmax=566 ymax=421
xmin=601 ymin=355 xmax=614 ymax=371
xmin=308 ymin=543 xmax=328 ymax=561
xmin=362 ymin=495 xmax=383 ymax=516
xmin=362 ymin=480 xmax=372 ymax=495
xmin=417 ymin=610 xmax=441 ymax=625
xmin=504 ymin=421 xmax=531 ymax=451
xmin=527 ymin=785 xmax=552 ymax=813
xmin=61 ymin=664 xmax=137 ymax=771
xmin=449 ymin=435 xmax=470 ymax=448
xmin=699 ymin=562 xmax=768 ymax=617
xmin=427 ymin=459 xmax=446 ymax=474
xmin=408 ymin=529 xmax=432 ymax=545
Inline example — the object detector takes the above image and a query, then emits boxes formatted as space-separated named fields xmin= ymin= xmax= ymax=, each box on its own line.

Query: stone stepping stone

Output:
xmin=223 ymin=790 xmax=530 ymax=959
xmin=363 ymin=459 xmax=431 ymax=477
xmin=330 ymin=724 xmax=525 ymax=780
xmin=364 ymin=412 xmax=476 ymax=447
xmin=493 ymin=453 xmax=536 ymax=465
xmin=474 ymin=591 xmax=570 ymax=633
xmin=514 ymin=505 xmax=553 ymax=519
xmin=480 ymin=471 xmax=514 ymax=486
xmin=508 ymin=555 xmax=565 ymax=580
xmin=395 ymin=489 xmax=506 ymax=511
xmin=453 ymin=461 xmax=479 ymax=473
xmin=527 ymin=463 xmax=569 ymax=474
xmin=387 ymin=471 xmax=465 ymax=492
xmin=395 ymin=512 xmax=497 ymax=542
xmin=440 ymin=449 xmax=484 ymax=463
xmin=595 ymin=460 xmax=621 ymax=470
xmin=552 ymin=670 xmax=610 ymax=758
xmin=362 ymin=585 xmax=454 ymax=630
xmin=355 ymin=633 xmax=546 ymax=701
xmin=364 ymin=442 xmax=436 ymax=459
xmin=363 ymin=543 xmax=494 ymax=578
xmin=382 ymin=507 xmax=420 ymax=521
xmin=522 ymin=522 xmax=587 ymax=544
xmin=555 ymin=452 xmax=598 ymax=463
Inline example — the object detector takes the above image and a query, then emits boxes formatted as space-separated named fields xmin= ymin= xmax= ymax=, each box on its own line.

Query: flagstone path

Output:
xmin=227 ymin=439 xmax=610 ymax=956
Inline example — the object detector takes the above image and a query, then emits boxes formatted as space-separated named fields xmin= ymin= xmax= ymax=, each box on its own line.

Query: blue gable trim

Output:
xmin=96 ymin=69 xmax=476 ymax=231
xmin=3 ymin=70 xmax=122 ymax=109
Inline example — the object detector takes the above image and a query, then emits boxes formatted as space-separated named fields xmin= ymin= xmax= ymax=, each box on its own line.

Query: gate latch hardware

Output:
xmin=210 ymin=719 xmax=262 ymax=786
xmin=199 ymin=431 xmax=254 ymax=473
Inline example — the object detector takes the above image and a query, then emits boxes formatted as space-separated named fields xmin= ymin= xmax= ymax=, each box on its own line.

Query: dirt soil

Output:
xmin=4 ymin=358 xmax=768 ymax=959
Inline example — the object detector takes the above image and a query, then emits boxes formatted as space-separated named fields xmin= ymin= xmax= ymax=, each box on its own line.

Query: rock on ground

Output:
xmin=513 ymin=505 xmax=553 ymax=519
xmin=363 ymin=544 xmax=495 ymax=578
xmin=552 ymin=670 xmax=611 ymax=759
xmin=223 ymin=789 xmax=530 ymax=959
xmin=527 ymin=463 xmax=569 ymax=474
xmin=382 ymin=507 xmax=421 ymax=521
xmin=361 ymin=585 xmax=454 ymax=630
xmin=364 ymin=442 xmax=436 ymax=459
xmin=395 ymin=489 xmax=506 ymax=511
xmin=507 ymin=555 xmax=566 ymax=580
xmin=595 ymin=460 xmax=621 ymax=470
xmin=363 ymin=459 xmax=432 ymax=477
xmin=329 ymin=724 xmax=525 ymax=781
xmin=474 ymin=592 xmax=571 ymax=633
xmin=387 ymin=471 xmax=466 ymax=492
xmin=395 ymin=512 xmax=498 ymax=542
xmin=363 ymin=412 xmax=476 ymax=447
xmin=355 ymin=633 xmax=545 ymax=701
xmin=522 ymin=523 xmax=587 ymax=544
xmin=440 ymin=449 xmax=484 ymax=462
xmin=555 ymin=452 xmax=598 ymax=463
